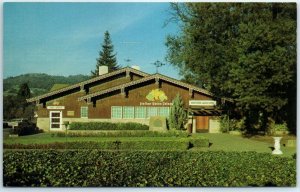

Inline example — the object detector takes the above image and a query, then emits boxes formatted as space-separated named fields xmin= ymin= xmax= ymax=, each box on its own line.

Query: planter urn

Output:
xmin=272 ymin=137 xmax=283 ymax=155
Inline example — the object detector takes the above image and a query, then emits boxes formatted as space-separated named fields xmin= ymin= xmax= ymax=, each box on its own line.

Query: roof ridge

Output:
xmin=78 ymin=73 xmax=213 ymax=101
xmin=27 ymin=67 xmax=149 ymax=103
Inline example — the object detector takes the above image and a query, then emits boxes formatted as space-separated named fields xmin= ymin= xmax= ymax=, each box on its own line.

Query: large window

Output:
xmin=135 ymin=106 xmax=147 ymax=119
xmin=158 ymin=107 xmax=170 ymax=117
xmin=147 ymin=107 xmax=158 ymax=118
xmin=111 ymin=106 xmax=122 ymax=119
xmin=80 ymin=106 xmax=88 ymax=118
xmin=123 ymin=106 xmax=134 ymax=119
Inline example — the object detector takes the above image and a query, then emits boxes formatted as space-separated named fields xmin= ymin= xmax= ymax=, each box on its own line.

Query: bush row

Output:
xmin=3 ymin=150 xmax=296 ymax=187
xmin=69 ymin=122 xmax=149 ymax=130
xmin=4 ymin=138 xmax=209 ymax=150
xmin=53 ymin=130 xmax=189 ymax=137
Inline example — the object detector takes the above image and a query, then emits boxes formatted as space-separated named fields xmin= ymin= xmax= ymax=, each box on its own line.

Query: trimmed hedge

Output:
xmin=69 ymin=122 xmax=149 ymax=130
xmin=3 ymin=150 xmax=296 ymax=187
xmin=53 ymin=130 xmax=189 ymax=137
xmin=4 ymin=137 xmax=209 ymax=150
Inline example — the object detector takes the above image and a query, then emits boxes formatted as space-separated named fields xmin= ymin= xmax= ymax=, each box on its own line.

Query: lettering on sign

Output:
xmin=140 ymin=102 xmax=173 ymax=106
xmin=47 ymin=106 xmax=65 ymax=110
xmin=189 ymin=100 xmax=216 ymax=106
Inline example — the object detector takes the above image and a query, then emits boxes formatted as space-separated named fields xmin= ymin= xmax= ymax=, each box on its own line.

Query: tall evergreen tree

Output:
xmin=91 ymin=31 xmax=119 ymax=77
xmin=169 ymin=94 xmax=188 ymax=130
xmin=166 ymin=3 xmax=296 ymax=133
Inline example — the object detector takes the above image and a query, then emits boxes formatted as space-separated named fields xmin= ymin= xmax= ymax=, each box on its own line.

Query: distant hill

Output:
xmin=3 ymin=73 xmax=90 ymax=97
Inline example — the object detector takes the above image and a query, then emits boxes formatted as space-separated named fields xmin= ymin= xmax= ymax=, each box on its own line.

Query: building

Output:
xmin=27 ymin=66 xmax=222 ymax=133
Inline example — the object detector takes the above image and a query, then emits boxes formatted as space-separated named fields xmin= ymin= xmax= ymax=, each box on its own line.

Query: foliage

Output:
xmin=4 ymin=73 xmax=89 ymax=96
xmin=69 ymin=122 xmax=149 ymax=131
xmin=3 ymin=150 xmax=296 ymax=187
xmin=54 ymin=130 xmax=189 ymax=137
xmin=169 ymin=94 xmax=188 ymax=130
xmin=91 ymin=31 xmax=119 ymax=77
xmin=220 ymin=115 xmax=245 ymax=133
xmin=4 ymin=137 xmax=209 ymax=150
xmin=3 ymin=83 xmax=35 ymax=120
xmin=166 ymin=3 xmax=296 ymax=133
xmin=9 ymin=121 xmax=41 ymax=136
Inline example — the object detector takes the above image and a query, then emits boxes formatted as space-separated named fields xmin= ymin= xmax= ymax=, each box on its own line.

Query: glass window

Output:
xmin=123 ymin=106 xmax=134 ymax=119
xmin=80 ymin=106 xmax=88 ymax=118
xmin=158 ymin=107 xmax=170 ymax=117
xmin=147 ymin=107 xmax=158 ymax=118
xmin=135 ymin=106 xmax=147 ymax=119
xmin=111 ymin=106 xmax=122 ymax=119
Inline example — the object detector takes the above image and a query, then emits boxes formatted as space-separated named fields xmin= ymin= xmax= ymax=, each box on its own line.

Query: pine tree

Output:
xmin=169 ymin=94 xmax=188 ymax=130
xmin=91 ymin=31 xmax=119 ymax=77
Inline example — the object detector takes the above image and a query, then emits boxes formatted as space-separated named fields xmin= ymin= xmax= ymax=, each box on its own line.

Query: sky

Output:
xmin=3 ymin=2 xmax=181 ymax=79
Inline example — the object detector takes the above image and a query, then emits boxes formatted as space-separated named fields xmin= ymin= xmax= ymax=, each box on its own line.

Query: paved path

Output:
xmin=198 ymin=133 xmax=295 ymax=157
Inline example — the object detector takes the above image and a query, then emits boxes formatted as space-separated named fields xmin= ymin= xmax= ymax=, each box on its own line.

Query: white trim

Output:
xmin=49 ymin=111 xmax=63 ymax=131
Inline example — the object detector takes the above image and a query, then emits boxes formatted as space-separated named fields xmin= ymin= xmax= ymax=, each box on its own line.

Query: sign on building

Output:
xmin=189 ymin=100 xmax=216 ymax=106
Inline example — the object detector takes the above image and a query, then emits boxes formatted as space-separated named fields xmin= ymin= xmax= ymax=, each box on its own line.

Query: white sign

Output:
xmin=47 ymin=106 xmax=65 ymax=110
xmin=189 ymin=100 xmax=216 ymax=106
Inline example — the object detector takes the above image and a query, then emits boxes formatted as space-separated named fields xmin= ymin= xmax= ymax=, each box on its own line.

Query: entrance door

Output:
xmin=196 ymin=116 xmax=209 ymax=132
xmin=50 ymin=111 xmax=62 ymax=130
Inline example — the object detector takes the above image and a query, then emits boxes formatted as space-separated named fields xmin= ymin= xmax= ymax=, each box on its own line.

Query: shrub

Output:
xmin=69 ymin=122 xmax=149 ymax=131
xmin=9 ymin=121 xmax=41 ymax=136
xmin=4 ymin=137 xmax=208 ymax=150
xmin=54 ymin=130 xmax=189 ymax=137
xmin=3 ymin=150 xmax=296 ymax=187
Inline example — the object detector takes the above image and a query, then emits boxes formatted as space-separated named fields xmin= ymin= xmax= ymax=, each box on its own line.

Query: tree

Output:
xmin=169 ymin=94 xmax=188 ymax=130
xmin=91 ymin=31 xmax=119 ymax=77
xmin=166 ymin=3 xmax=296 ymax=133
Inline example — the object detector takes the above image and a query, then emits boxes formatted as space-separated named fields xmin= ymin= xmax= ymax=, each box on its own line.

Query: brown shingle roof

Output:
xmin=27 ymin=67 xmax=149 ymax=103
xmin=78 ymin=73 xmax=214 ymax=101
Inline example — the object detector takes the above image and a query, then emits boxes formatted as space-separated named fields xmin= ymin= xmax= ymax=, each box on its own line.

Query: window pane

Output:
xmin=147 ymin=107 xmax=158 ymax=118
xmin=123 ymin=106 xmax=134 ymax=119
xmin=51 ymin=112 xmax=60 ymax=117
xmin=112 ymin=106 xmax=122 ymax=119
xmin=135 ymin=106 xmax=147 ymax=119
xmin=51 ymin=124 xmax=60 ymax=128
xmin=81 ymin=107 xmax=88 ymax=118
xmin=51 ymin=118 xmax=60 ymax=123
xmin=158 ymin=107 xmax=170 ymax=117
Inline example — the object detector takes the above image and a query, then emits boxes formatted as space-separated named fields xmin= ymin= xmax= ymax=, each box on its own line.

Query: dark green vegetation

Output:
xmin=3 ymin=73 xmax=89 ymax=97
xmin=166 ymin=3 xmax=296 ymax=134
xmin=169 ymin=94 xmax=188 ymax=130
xmin=69 ymin=122 xmax=149 ymax=130
xmin=91 ymin=30 xmax=120 ymax=76
xmin=3 ymin=150 xmax=296 ymax=187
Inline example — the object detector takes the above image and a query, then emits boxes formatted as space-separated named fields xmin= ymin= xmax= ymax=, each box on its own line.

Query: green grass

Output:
xmin=198 ymin=133 xmax=296 ymax=157
xmin=3 ymin=132 xmax=296 ymax=157
xmin=3 ymin=133 xmax=197 ymax=144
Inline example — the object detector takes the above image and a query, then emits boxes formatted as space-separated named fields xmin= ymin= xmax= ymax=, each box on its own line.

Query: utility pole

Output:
xmin=152 ymin=60 xmax=165 ymax=73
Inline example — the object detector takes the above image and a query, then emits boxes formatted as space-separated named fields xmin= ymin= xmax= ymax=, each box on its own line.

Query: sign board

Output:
xmin=47 ymin=106 xmax=65 ymax=110
xmin=189 ymin=100 xmax=216 ymax=106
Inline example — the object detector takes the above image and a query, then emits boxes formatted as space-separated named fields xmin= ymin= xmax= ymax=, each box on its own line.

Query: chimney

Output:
xmin=131 ymin=65 xmax=140 ymax=71
xmin=99 ymin=66 xmax=108 ymax=76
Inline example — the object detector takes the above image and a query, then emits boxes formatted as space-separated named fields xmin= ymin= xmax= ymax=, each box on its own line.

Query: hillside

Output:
xmin=3 ymin=73 xmax=90 ymax=97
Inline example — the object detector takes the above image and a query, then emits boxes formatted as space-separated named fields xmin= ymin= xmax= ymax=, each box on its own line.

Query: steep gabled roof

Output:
xmin=78 ymin=73 xmax=213 ymax=101
xmin=27 ymin=67 xmax=149 ymax=103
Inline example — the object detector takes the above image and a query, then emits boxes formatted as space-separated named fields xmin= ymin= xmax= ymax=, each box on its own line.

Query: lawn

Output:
xmin=199 ymin=133 xmax=296 ymax=157
xmin=3 ymin=132 xmax=296 ymax=157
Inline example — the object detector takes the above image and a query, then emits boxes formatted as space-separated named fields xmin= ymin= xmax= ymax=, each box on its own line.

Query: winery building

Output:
xmin=27 ymin=66 xmax=222 ymax=133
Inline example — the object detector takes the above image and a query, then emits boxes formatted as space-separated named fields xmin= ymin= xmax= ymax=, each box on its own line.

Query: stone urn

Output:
xmin=272 ymin=137 xmax=283 ymax=155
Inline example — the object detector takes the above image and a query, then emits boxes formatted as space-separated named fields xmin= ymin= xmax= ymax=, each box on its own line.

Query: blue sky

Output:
xmin=3 ymin=2 xmax=181 ymax=79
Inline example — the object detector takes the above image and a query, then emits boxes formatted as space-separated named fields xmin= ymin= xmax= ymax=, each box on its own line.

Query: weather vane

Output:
xmin=152 ymin=60 xmax=165 ymax=73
